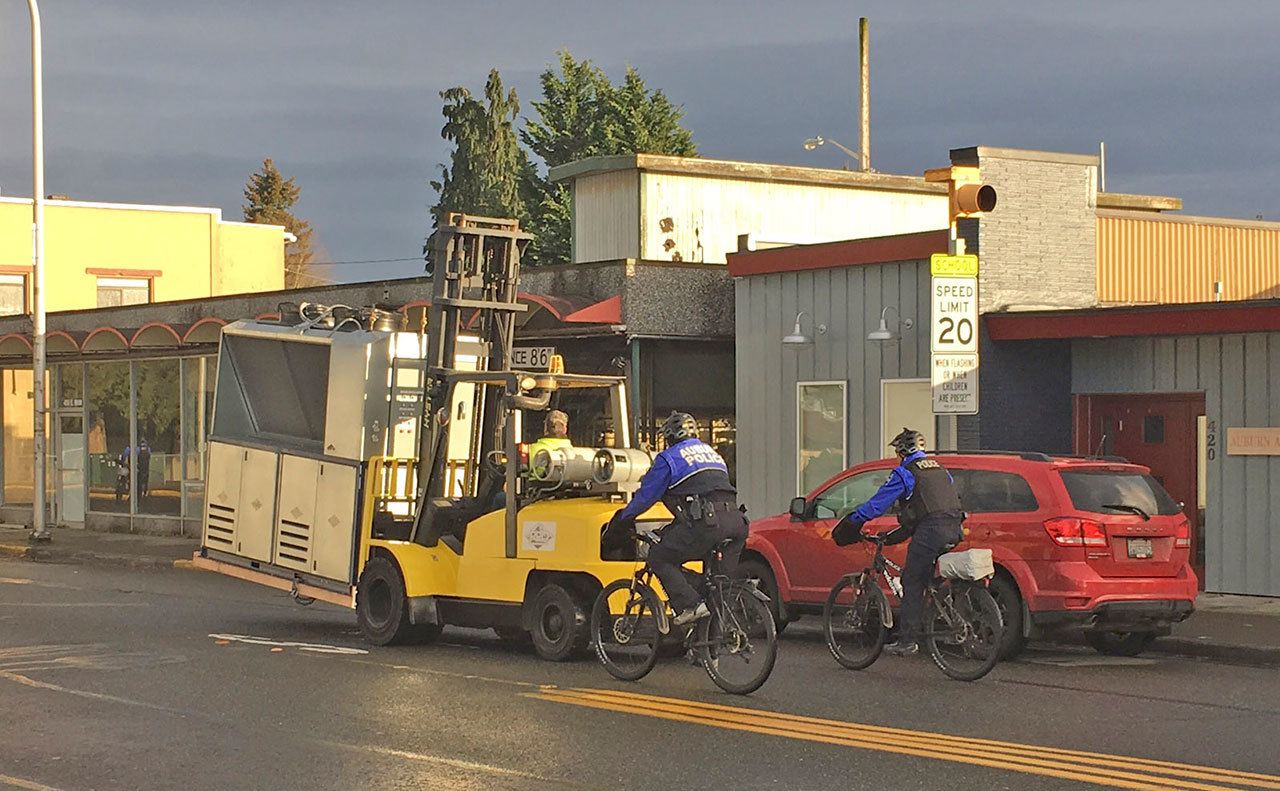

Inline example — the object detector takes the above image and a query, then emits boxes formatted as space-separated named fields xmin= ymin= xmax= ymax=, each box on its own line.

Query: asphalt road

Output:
xmin=2 ymin=559 xmax=1278 ymax=791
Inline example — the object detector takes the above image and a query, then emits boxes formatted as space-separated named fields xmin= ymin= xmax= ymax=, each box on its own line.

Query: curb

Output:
xmin=1148 ymin=637 xmax=1280 ymax=668
xmin=1 ymin=542 xmax=198 ymax=572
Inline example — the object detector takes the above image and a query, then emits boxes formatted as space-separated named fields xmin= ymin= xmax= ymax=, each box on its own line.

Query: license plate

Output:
xmin=1127 ymin=538 xmax=1153 ymax=559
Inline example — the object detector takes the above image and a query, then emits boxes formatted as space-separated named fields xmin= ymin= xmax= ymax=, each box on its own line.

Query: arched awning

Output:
xmin=47 ymin=331 xmax=82 ymax=355
xmin=183 ymin=317 xmax=226 ymax=344
xmin=131 ymin=322 xmax=182 ymax=348
xmin=0 ymin=333 xmax=32 ymax=357
xmin=82 ymin=327 xmax=130 ymax=353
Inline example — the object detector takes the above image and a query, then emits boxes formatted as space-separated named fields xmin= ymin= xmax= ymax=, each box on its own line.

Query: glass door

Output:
xmin=57 ymin=414 xmax=86 ymax=524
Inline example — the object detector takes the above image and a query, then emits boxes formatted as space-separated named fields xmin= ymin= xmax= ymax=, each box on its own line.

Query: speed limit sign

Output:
xmin=931 ymin=276 xmax=978 ymax=354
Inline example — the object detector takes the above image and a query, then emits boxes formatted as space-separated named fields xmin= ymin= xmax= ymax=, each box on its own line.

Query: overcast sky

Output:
xmin=1 ymin=0 xmax=1276 ymax=283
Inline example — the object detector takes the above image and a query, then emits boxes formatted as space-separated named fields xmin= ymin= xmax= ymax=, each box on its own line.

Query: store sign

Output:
xmin=512 ymin=346 xmax=555 ymax=370
xmin=932 ymin=353 xmax=980 ymax=414
xmin=1226 ymin=427 xmax=1280 ymax=456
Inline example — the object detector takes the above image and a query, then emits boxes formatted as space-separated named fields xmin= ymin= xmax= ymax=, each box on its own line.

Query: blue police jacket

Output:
xmin=616 ymin=438 xmax=729 ymax=521
xmin=848 ymin=450 xmax=951 ymax=523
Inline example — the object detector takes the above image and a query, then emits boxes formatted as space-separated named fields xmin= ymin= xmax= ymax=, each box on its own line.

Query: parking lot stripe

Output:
xmin=528 ymin=688 xmax=1279 ymax=791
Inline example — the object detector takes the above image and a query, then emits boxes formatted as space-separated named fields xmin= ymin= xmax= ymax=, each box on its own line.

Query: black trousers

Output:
xmin=648 ymin=508 xmax=748 ymax=611
xmin=898 ymin=516 xmax=964 ymax=642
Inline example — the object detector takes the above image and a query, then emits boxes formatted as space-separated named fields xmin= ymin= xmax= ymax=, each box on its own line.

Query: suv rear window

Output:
xmin=1059 ymin=471 xmax=1181 ymax=517
xmin=953 ymin=469 xmax=1039 ymax=513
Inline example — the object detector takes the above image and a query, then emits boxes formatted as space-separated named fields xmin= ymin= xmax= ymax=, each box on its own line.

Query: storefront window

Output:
xmin=135 ymin=359 xmax=181 ymax=516
xmin=797 ymin=381 xmax=846 ymax=495
xmin=87 ymin=362 xmax=131 ymax=514
xmin=181 ymin=356 xmax=215 ymax=517
xmin=4 ymin=370 xmax=35 ymax=505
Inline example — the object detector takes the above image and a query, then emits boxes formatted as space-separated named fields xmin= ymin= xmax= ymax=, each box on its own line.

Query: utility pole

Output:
xmin=28 ymin=0 xmax=51 ymax=544
xmin=859 ymin=16 xmax=870 ymax=172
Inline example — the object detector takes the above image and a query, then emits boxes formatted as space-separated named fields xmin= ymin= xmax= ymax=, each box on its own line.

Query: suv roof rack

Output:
xmin=930 ymin=449 xmax=1054 ymax=462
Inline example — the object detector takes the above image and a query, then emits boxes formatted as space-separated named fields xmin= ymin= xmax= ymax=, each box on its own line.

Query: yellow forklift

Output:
xmin=193 ymin=215 xmax=672 ymax=660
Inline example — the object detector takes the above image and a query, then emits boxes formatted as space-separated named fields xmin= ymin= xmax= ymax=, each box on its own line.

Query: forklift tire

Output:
xmin=530 ymin=584 xmax=589 ymax=661
xmin=357 ymin=556 xmax=439 ymax=646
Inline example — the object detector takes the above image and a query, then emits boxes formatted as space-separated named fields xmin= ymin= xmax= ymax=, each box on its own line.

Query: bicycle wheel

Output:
xmin=924 ymin=582 xmax=1004 ymax=682
xmin=697 ymin=582 xmax=777 ymax=695
xmin=591 ymin=579 xmax=664 ymax=681
xmin=823 ymin=574 xmax=887 ymax=670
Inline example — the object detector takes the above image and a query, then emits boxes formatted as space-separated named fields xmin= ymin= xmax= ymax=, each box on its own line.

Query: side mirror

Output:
xmin=789 ymin=497 xmax=807 ymax=520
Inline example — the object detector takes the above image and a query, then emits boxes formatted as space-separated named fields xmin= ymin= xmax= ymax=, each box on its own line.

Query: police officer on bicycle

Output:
xmin=605 ymin=412 xmax=748 ymax=627
xmin=831 ymin=428 xmax=964 ymax=656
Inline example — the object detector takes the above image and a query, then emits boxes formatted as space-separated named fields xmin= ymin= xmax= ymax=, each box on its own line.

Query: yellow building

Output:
xmin=0 ymin=196 xmax=286 ymax=315
xmin=0 ymin=196 xmax=286 ymax=522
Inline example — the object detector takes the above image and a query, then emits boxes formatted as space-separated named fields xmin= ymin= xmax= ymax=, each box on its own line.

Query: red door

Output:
xmin=1074 ymin=393 xmax=1205 ymax=587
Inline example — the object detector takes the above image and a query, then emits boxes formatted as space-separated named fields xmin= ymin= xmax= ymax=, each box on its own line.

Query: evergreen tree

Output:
xmin=521 ymin=52 xmax=697 ymax=266
xmin=242 ymin=158 xmax=319 ymax=289
xmin=426 ymin=54 xmax=696 ymax=270
xmin=427 ymin=70 xmax=534 ymax=271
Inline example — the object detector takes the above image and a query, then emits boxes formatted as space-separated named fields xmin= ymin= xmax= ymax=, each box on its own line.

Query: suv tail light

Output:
xmin=1174 ymin=517 xmax=1192 ymax=548
xmin=1043 ymin=517 xmax=1109 ymax=547
xmin=518 ymin=443 xmax=530 ymax=468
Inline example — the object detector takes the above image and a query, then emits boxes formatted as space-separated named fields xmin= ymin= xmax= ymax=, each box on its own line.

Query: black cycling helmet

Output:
xmin=889 ymin=427 xmax=927 ymax=456
xmin=661 ymin=412 xmax=699 ymax=447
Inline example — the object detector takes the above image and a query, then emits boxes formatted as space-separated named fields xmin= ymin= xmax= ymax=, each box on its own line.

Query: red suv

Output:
xmin=742 ymin=451 xmax=1198 ymax=658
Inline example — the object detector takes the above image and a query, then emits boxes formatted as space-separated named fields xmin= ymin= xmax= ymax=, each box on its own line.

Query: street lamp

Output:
xmin=27 ymin=0 xmax=50 ymax=543
xmin=803 ymin=136 xmax=871 ymax=171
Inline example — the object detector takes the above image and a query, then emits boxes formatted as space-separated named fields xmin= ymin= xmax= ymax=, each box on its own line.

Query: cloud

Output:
xmin=1 ymin=0 xmax=1277 ymax=280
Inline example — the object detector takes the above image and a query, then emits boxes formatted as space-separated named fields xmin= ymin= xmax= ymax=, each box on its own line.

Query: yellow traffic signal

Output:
xmin=925 ymin=165 xmax=997 ymax=225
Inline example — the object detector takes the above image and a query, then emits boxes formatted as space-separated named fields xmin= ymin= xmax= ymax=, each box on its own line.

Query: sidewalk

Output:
xmin=0 ymin=524 xmax=198 ymax=570
xmin=1154 ymin=593 xmax=1280 ymax=666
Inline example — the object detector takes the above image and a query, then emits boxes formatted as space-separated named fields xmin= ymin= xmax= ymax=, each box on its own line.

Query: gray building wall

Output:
xmin=953 ymin=147 xmax=1099 ymax=312
xmin=735 ymin=259 xmax=936 ymax=515
xmin=957 ymin=335 xmax=1074 ymax=455
xmin=1073 ymin=332 xmax=1280 ymax=596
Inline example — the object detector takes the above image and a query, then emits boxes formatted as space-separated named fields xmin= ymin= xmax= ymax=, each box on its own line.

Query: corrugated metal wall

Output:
xmin=1073 ymin=332 xmax=1280 ymax=596
xmin=735 ymin=260 xmax=934 ymax=515
xmin=1098 ymin=211 xmax=1280 ymax=304
xmin=572 ymin=171 xmax=640 ymax=263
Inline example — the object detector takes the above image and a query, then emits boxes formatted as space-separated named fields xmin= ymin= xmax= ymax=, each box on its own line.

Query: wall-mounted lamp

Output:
xmin=783 ymin=311 xmax=826 ymax=345
xmin=867 ymin=305 xmax=913 ymax=342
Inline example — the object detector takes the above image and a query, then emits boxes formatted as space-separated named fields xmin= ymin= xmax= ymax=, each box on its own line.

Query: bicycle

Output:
xmin=823 ymin=532 xmax=1004 ymax=682
xmin=591 ymin=531 xmax=778 ymax=695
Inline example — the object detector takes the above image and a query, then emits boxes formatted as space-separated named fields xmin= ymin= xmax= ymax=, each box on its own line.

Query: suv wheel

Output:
xmin=1085 ymin=630 xmax=1157 ymax=657
xmin=738 ymin=557 xmax=790 ymax=635
xmin=987 ymin=574 xmax=1026 ymax=660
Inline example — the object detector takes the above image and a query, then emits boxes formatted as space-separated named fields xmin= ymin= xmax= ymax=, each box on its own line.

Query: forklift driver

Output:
xmin=605 ymin=412 xmax=748 ymax=626
xmin=528 ymin=410 xmax=572 ymax=479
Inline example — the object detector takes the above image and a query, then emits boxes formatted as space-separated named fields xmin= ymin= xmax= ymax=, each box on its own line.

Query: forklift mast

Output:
xmin=411 ymin=214 xmax=535 ymax=549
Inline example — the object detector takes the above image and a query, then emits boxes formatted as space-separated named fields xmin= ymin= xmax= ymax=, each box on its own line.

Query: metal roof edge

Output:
xmin=1096 ymin=192 xmax=1183 ymax=212
xmin=950 ymin=146 xmax=1099 ymax=167
xmin=1098 ymin=208 xmax=1280 ymax=231
xmin=551 ymin=154 xmax=943 ymax=194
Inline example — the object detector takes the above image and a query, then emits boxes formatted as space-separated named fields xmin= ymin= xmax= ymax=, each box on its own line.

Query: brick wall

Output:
xmin=952 ymin=147 xmax=1099 ymax=312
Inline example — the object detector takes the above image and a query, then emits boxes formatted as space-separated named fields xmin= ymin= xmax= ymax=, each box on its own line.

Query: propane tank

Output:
xmin=592 ymin=448 xmax=654 ymax=485
xmin=529 ymin=446 xmax=601 ymax=485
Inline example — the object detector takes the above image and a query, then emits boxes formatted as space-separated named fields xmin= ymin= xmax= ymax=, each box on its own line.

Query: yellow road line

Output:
xmin=0 ymin=772 xmax=64 ymax=791
xmin=529 ymin=688 xmax=1278 ymax=791
xmin=576 ymin=687 xmax=1280 ymax=787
